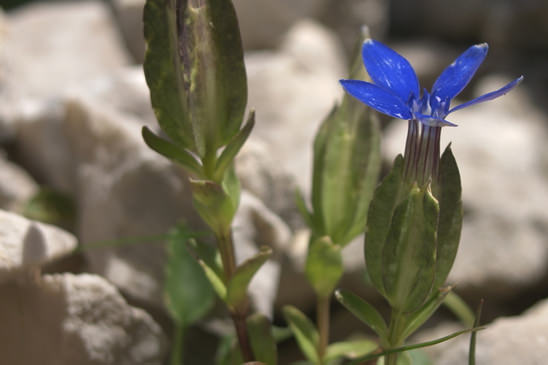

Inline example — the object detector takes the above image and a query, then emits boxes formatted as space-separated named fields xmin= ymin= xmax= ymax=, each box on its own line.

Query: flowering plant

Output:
xmin=141 ymin=0 xmax=523 ymax=363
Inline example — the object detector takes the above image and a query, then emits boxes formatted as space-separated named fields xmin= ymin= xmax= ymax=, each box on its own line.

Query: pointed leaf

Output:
xmin=365 ymin=155 xmax=405 ymax=296
xmin=215 ymin=111 xmax=255 ymax=181
xmin=382 ymin=186 xmax=439 ymax=312
xmin=295 ymin=188 xmax=314 ymax=229
xmin=325 ymin=339 xmax=377 ymax=361
xmin=434 ymin=145 xmax=463 ymax=289
xmin=164 ymin=231 xmax=215 ymax=326
xmin=469 ymin=299 xmax=484 ymax=365
xmin=305 ymin=236 xmax=343 ymax=297
xmin=226 ymin=246 xmax=272 ymax=308
xmin=198 ymin=259 xmax=226 ymax=300
xmin=143 ymin=0 xmax=193 ymax=149
xmin=334 ymin=289 xmax=387 ymax=338
xmin=142 ymin=126 xmax=202 ymax=175
xmin=283 ymin=306 xmax=319 ymax=363
xmin=247 ymin=314 xmax=277 ymax=365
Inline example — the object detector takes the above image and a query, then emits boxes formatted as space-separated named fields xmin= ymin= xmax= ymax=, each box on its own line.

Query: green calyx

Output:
xmin=365 ymin=145 xmax=463 ymax=313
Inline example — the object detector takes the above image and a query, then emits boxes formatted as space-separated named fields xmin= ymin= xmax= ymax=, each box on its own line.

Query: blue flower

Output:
xmin=340 ymin=39 xmax=523 ymax=185
xmin=340 ymin=39 xmax=523 ymax=128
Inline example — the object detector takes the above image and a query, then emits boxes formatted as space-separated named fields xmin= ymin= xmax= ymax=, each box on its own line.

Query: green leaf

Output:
xmin=215 ymin=111 xmax=255 ymax=181
xmin=198 ymin=258 xmax=227 ymax=300
xmin=365 ymin=155 xmax=405 ymax=297
xmin=142 ymin=126 xmax=202 ymax=175
xmin=283 ymin=305 xmax=319 ymax=363
xmin=295 ymin=188 xmax=314 ymax=229
xmin=325 ymin=339 xmax=377 ymax=361
xmin=247 ymin=313 xmax=277 ymax=365
xmin=401 ymin=287 xmax=452 ymax=340
xmin=226 ymin=246 xmax=272 ymax=309
xmin=434 ymin=145 xmax=463 ymax=289
xmin=382 ymin=186 xmax=439 ymax=312
xmin=143 ymin=0 xmax=193 ymax=149
xmin=305 ymin=236 xmax=343 ymax=297
xmin=164 ymin=230 xmax=215 ymax=326
xmin=334 ymin=289 xmax=387 ymax=339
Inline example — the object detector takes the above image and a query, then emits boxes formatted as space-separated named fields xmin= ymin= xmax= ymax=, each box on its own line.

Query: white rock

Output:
xmin=382 ymin=77 xmax=548 ymax=295
xmin=320 ymin=0 xmax=389 ymax=52
xmin=0 ymin=210 xmax=77 ymax=283
xmin=0 ymin=273 xmax=167 ymax=364
xmin=233 ymin=191 xmax=292 ymax=316
xmin=111 ymin=0 xmax=146 ymax=62
xmin=233 ymin=0 xmax=329 ymax=49
xmin=246 ymin=20 xmax=346 ymax=195
xmin=428 ymin=299 xmax=548 ymax=364
xmin=0 ymin=1 xmax=131 ymax=139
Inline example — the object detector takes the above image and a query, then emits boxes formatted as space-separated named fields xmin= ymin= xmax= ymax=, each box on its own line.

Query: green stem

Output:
xmin=385 ymin=311 xmax=406 ymax=365
xmin=317 ymin=294 xmax=330 ymax=363
xmin=217 ymin=229 xmax=255 ymax=362
xmin=171 ymin=323 xmax=185 ymax=365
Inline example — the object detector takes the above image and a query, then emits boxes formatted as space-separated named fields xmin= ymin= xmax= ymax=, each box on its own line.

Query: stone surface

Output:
xmin=0 ymin=1 xmax=130 ymax=139
xmin=0 ymin=210 xmax=77 ymax=283
xmin=246 ymin=20 xmax=346 ymax=196
xmin=320 ymin=0 xmax=388 ymax=52
xmin=0 ymin=273 xmax=167 ymax=365
xmin=420 ymin=298 xmax=548 ymax=364
xmin=382 ymin=77 xmax=548 ymax=297
xmin=233 ymin=191 xmax=292 ymax=316
xmin=233 ymin=0 xmax=329 ymax=49
xmin=111 ymin=0 xmax=146 ymax=63
xmin=0 ymin=156 xmax=38 ymax=212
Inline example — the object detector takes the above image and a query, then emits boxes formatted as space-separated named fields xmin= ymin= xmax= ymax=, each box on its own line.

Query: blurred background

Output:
xmin=1 ymin=0 xmax=548 ymax=364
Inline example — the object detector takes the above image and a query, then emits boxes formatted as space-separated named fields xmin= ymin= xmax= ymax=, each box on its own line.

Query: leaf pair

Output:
xmin=283 ymin=305 xmax=377 ymax=364
xmin=199 ymin=246 xmax=272 ymax=311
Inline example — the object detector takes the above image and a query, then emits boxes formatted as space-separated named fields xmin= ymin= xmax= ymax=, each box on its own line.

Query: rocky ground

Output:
xmin=0 ymin=0 xmax=547 ymax=364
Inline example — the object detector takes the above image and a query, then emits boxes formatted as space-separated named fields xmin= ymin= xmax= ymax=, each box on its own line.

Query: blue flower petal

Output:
xmin=448 ymin=76 xmax=524 ymax=114
xmin=340 ymin=79 xmax=413 ymax=120
xmin=432 ymin=43 xmax=488 ymax=101
xmin=361 ymin=39 xmax=420 ymax=102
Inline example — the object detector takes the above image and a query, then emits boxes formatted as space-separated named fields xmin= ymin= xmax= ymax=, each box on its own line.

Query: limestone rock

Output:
xmin=0 ymin=210 xmax=76 ymax=283
xmin=0 ymin=1 xmax=130 ymax=139
xmin=423 ymin=299 xmax=548 ymax=364
xmin=0 ymin=273 xmax=167 ymax=365
xmin=246 ymin=20 xmax=346 ymax=198
xmin=233 ymin=191 xmax=291 ymax=316
xmin=111 ymin=0 xmax=146 ymax=62
xmin=382 ymin=77 xmax=548 ymax=297
xmin=233 ymin=0 xmax=329 ymax=49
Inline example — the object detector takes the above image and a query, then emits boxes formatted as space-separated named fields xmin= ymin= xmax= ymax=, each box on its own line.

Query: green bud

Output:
xmin=305 ymin=236 xmax=343 ymax=297
xmin=144 ymin=0 xmax=247 ymax=157
xmin=305 ymin=28 xmax=381 ymax=246
xmin=190 ymin=164 xmax=240 ymax=236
